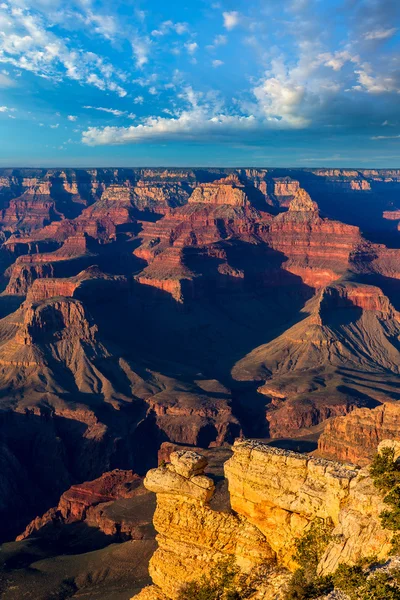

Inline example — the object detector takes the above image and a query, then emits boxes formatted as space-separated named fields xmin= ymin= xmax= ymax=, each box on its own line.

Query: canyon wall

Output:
xmin=132 ymin=441 xmax=393 ymax=600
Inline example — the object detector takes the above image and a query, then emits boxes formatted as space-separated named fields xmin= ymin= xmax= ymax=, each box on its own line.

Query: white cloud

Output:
xmin=67 ymin=115 xmax=77 ymax=121
xmin=151 ymin=21 xmax=188 ymax=36
xmin=82 ymin=111 xmax=258 ymax=146
xmin=0 ymin=105 xmax=15 ymax=113
xmin=354 ymin=69 xmax=400 ymax=93
xmin=132 ymin=36 xmax=151 ymax=68
xmin=185 ymin=42 xmax=198 ymax=55
xmin=50 ymin=123 xmax=59 ymax=128
xmin=364 ymin=28 xmax=397 ymax=41
xmin=0 ymin=5 xmax=128 ymax=96
xmin=371 ymin=134 xmax=400 ymax=140
xmin=213 ymin=34 xmax=227 ymax=46
xmin=223 ymin=11 xmax=240 ymax=30
xmin=83 ymin=105 xmax=136 ymax=118
xmin=133 ymin=95 xmax=144 ymax=104
xmin=320 ymin=51 xmax=360 ymax=71
xmin=84 ymin=12 xmax=118 ymax=41
xmin=253 ymin=75 xmax=310 ymax=128
xmin=212 ymin=60 xmax=224 ymax=68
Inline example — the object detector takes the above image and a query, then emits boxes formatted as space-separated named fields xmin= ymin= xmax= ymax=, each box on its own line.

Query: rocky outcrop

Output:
xmin=188 ymin=175 xmax=249 ymax=206
xmin=17 ymin=469 xmax=156 ymax=542
xmin=4 ymin=234 xmax=94 ymax=295
xmin=226 ymin=441 xmax=392 ymax=573
xmin=132 ymin=441 xmax=394 ymax=600
xmin=134 ymin=449 xmax=281 ymax=600
xmin=318 ymin=402 xmax=400 ymax=466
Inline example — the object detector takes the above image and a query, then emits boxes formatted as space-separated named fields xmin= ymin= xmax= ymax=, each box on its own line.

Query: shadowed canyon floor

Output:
xmin=0 ymin=167 xmax=400 ymax=598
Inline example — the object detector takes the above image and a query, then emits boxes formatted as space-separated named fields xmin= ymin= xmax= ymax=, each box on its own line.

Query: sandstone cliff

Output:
xmin=318 ymin=402 xmax=400 ymax=465
xmin=132 ymin=441 xmax=394 ymax=600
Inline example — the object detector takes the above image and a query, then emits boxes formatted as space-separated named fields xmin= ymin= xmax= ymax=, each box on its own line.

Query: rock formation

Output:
xmin=132 ymin=440 xmax=394 ymax=600
xmin=318 ymin=402 xmax=400 ymax=465
xmin=232 ymin=281 xmax=400 ymax=437
xmin=17 ymin=469 xmax=156 ymax=542
xmin=134 ymin=449 xmax=282 ymax=600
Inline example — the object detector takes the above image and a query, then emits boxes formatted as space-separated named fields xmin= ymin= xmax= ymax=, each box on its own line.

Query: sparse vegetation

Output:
xmin=332 ymin=561 xmax=400 ymax=600
xmin=370 ymin=447 xmax=400 ymax=553
xmin=285 ymin=519 xmax=334 ymax=599
xmin=178 ymin=557 xmax=265 ymax=600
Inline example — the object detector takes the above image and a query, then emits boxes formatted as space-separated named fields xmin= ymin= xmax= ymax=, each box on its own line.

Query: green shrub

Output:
xmin=370 ymin=448 xmax=400 ymax=493
xmin=285 ymin=569 xmax=332 ymax=600
xmin=178 ymin=557 xmax=256 ymax=600
xmin=292 ymin=519 xmax=334 ymax=575
xmin=370 ymin=447 xmax=400 ymax=553
xmin=284 ymin=520 xmax=334 ymax=599
xmin=332 ymin=562 xmax=400 ymax=600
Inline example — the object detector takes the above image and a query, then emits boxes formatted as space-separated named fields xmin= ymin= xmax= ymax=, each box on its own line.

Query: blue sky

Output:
xmin=0 ymin=0 xmax=399 ymax=167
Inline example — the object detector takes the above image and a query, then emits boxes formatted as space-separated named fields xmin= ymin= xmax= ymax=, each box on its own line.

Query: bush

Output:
xmin=370 ymin=448 xmax=400 ymax=493
xmin=370 ymin=448 xmax=400 ymax=553
xmin=179 ymin=558 xmax=256 ymax=600
xmin=292 ymin=519 xmax=334 ymax=575
xmin=285 ymin=569 xmax=332 ymax=600
xmin=284 ymin=519 xmax=334 ymax=599
xmin=332 ymin=562 xmax=400 ymax=600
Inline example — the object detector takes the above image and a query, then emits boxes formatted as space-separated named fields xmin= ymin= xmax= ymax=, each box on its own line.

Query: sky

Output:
xmin=0 ymin=0 xmax=399 ymax=167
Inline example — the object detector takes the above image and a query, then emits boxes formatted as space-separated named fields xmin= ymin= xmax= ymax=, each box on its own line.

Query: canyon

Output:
xmin=0 ymin=167 xmax=399 ymax=599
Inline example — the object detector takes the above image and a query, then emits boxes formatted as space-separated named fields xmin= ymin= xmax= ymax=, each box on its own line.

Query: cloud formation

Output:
xmin=0 ymin=2 xmax=128 ymax=95
xmin=223 ymin=11 xmax=240 ymax=30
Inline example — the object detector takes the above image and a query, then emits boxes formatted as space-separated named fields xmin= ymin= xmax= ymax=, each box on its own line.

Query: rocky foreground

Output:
xmin=133 ymin=442 xmax=396 ymax=600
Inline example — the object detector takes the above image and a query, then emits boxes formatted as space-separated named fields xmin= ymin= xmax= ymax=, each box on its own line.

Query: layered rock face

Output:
xmin=188 ymin=174 xmax=249 ymax=206
xmin=318 ymin=402 xmax=400 ymax=465
xmin=134 ymin=449 xmax=280 ymax=600
xmin=233 ymin=281 xmax=400 ymax=437
xmin=224 ymin=440 xmax=392 ymax=571
xmin=133 ymin=441 xmax=393 ymax=600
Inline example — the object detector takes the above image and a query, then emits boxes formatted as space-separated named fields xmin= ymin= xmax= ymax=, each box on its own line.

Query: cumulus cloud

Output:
xmin=223 ymin=11 xmax=240 ymax=30
xmin=0 ymin=105 xmax=15 ymax=113
xmin=185 ymin=42 xmax=198 ymax=55
xmin=207 ymin=34 xmax=227 ymax=51
xmin=67 ymin=115 xmax=77 ymax=121
xmin=320 ymin=51 xmax=360 ymax=71
xmin=354 ymin=69 xmax=400 ymax=93
xmin=133 ymin=95 xmax=144 ymax=104
xmin=212 ymin=60 xmax=224 ymax=68
xmin=253 ymin=76 xmax=310 ymax=128
xmin=82 ymin=112 xmax=258 ymax=146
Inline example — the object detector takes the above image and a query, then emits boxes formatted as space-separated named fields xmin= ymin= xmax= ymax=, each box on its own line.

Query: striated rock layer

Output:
xmin=132 ymin=440 xmax=394 ymax=600
xmin=318 ymin=402 xmax=400 ymax=465
xmin=134 ymin=449 xmax=286 ymax=600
